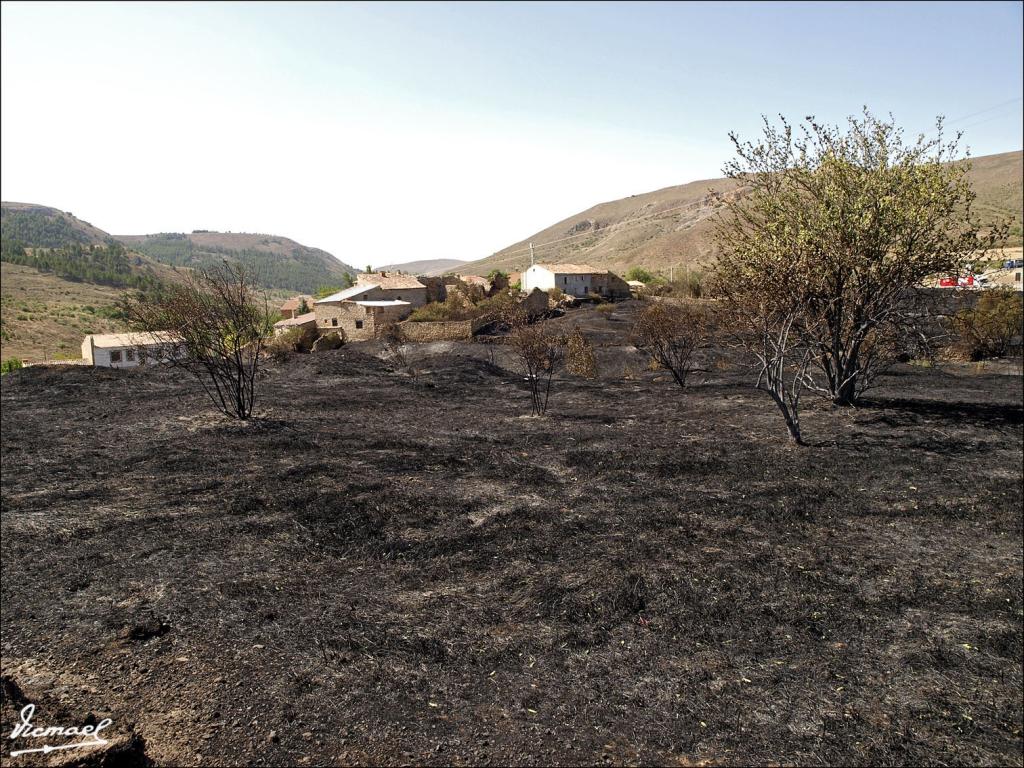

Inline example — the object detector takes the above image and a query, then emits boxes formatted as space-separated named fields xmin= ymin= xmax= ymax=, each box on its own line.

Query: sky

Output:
xmin=2 ymin=1 xmax=1022 ymax=268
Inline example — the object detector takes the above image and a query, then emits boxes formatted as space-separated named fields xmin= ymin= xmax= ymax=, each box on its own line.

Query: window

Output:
xmin=563 ymin=276 xmax=568 ymax=285
xmin=355 ymin=320 xmax=364 ymax=329
xmin=331 ymin=318 xmax=338 ymax=326
xmin=396 ymin=295 xmax=401 ymax=300
xmin=1016 ymin=272 xmax=1021 ymax=282
xmin=125 ymin=349 xmax=135 ymax=362
xmin=110 ymin=350 xmax=122 ymax=363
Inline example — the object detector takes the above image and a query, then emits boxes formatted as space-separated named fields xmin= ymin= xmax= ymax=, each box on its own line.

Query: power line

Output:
xmin=958 ymin=106 xmax=1023 ymax=132
xmin=488 ymin=195 xmax=716 ymax=263
xmin=947 ymin=97 xmax=1023 ymax=125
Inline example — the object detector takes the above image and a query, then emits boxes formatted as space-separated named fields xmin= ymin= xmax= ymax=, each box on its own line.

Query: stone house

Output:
xmin=313 ymin=272 xmax=427 ymax=340
xmin=272 ymin=311 xmax=317 ymax=336
xmin=278 ymin=295 xmax=314 ymax=319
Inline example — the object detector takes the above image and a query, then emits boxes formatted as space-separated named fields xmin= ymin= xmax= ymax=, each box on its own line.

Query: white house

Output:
xmin=81 ymin=332 xmax=182 ymax=368
xmin=520 ymin=263 xmax=631 ymax=298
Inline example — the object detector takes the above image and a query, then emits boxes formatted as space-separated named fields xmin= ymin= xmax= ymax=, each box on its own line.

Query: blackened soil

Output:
xmin=1 ymin=334 xmax=1021 ymax=766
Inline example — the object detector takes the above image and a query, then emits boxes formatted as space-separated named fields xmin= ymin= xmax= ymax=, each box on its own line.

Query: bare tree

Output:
xmin=710 ymin=227 xmax=818 ymax=444
xmin=724 ymin=298 xmax=814 ymax=445
xmin=381 ymin=321 xmax=419 ymax=382
xmin=716 ymin=110 xmax=1003 ymax=406
xmin=630 ymin=301 xmax=709 ymax=389
xmin=504 ymin=306 xmax=564 ymax=416
xmin=124 ymin=261 xmax=273 ymax=419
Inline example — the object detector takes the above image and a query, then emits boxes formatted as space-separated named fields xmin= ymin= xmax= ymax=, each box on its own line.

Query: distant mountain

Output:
xmin=1 ymin=202 xmax=357 ymax=294
xmin=375 ymin=258 xmax=469 ymax=276
xmin=116 ymin=232 xmax=356 ymax=293
xmin=463 ymin=150 xmax=1023 ymax=276
xmin=1 ymin=203 xmax=115 ymax=248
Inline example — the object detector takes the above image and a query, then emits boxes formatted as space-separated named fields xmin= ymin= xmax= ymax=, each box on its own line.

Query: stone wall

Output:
xmin=398 ymin=319 xmax=475 ymax=342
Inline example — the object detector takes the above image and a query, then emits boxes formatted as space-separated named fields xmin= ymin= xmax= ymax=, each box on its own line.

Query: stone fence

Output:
xmin=398 ymin=314 xmax=496 ymax=342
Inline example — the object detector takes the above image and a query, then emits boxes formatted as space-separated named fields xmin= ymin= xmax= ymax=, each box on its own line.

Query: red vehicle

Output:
xmin=939 ymin=275 xmax=975 ymax=287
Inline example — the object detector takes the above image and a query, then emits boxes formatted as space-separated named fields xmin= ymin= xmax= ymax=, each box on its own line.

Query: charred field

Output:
xmin=1 ymin=312 xmax=1022 ymax=766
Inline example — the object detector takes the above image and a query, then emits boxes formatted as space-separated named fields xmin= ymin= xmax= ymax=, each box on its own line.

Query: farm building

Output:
xmin=278 ymin=295 xmax=314 ymax=319
xmin=313 ymin=272 xmax=427 ymax=340
xmin=520 ymin=263 xmax=630 ymax=299
xmin=272 ymin=311 xmax=317 ymax=336
xmin=81 ymin=332 xmax=182 ymax=368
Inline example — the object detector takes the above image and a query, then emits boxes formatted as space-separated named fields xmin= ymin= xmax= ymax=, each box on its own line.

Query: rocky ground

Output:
xmin=1 ymin=305 xmax=1022 ymax=766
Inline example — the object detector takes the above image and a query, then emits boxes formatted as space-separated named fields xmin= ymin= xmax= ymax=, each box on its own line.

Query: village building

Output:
xmin=272 ymin=311 xmax=317 ymax=336
xmin=81 ymin=332 xmax=182 ymax=368
xmin=520 ymin=263 xmax=631 ymax=299
xmin=278 ymin=295 xmax=314 ymax=319
xmin=459 ymin=274 xmax=491 ymax=292
xmin=313 ymin=272 xmax=427 ymax=340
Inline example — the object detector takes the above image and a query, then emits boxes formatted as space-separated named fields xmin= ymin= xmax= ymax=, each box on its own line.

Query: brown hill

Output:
xmin=464 ymin=150 xmax=1023 ymax=277
xmin=376 ymin=258 xmax=469 ymax=276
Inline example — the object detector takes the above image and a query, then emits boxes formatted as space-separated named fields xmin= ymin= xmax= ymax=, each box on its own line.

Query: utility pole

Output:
xmin=529 ymin=242 xmax=535 ymax=266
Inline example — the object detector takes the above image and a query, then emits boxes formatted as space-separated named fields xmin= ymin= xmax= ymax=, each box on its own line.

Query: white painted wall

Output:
xmin=84 ymin=343 xmax=180 ymax=368
xmin=521 ymin=266 xmax=594 ymax=297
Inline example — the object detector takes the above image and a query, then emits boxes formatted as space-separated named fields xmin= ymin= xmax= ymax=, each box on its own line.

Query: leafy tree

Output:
xmin=625 ymin=266 xmax=654 ymax=283
xmin=0 ymin=358 xmax=23 ymax=375
xmin=0 ymin=241 xmax=163 ymax=291
xmin=713 ymin=110 xmax=1003 ymax=410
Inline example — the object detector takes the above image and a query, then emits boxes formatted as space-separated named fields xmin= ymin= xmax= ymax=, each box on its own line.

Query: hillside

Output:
xmin=0 ymin=262 xmax=132 ymax=362
xmin=464 ymin=150 xmax=1023 ymax=276
xmin=376 ymin=258 xmax=469 ymax=276
xmin=1 ymin=203 xmax=357 ymax=361
xmin=1 ymin=202 xmax=115 ymax=247
xmin=117 ymin=232 xmax=357 ymax=293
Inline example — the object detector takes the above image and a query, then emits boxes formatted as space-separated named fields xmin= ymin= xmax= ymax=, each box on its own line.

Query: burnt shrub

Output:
xmin=951 ymin=288 xmax=1023 ymax=361
xmin=267 ymin=325 xmax=318 ymax=359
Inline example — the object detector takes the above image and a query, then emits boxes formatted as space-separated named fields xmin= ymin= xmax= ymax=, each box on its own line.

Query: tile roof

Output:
xmin=357 ymin=272 xmax=427 ymax=290
xmin=279 ymin=295 xmax=313 ymax=312
xmin=85 ymin=332 xmax=180 ymax=348
xmin=534 ymin=263 xmax=605 ymax=275
xmin=273 ymin=312 xmax=317 ymax=328
xmin=353 ymin=300 xmax=412 ymax=307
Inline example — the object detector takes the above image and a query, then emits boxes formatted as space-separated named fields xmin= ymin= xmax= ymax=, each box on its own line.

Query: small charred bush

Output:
xmin=266 ymin=326 xmax=318 ymax=361
xmin=565 ymin=326 xmax=597 ymax=379
xmin=951 ymin=289 xmax=1023 ymax=360
xmin=311 ymin=330 xmax=345 ymax=352
xmin=630 ymin=301 xmax=710 ymax=389
xmin=503 ymin=306 xmax=564 ymax=416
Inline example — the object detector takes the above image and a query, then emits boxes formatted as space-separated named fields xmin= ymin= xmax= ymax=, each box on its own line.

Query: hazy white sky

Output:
xmin=2 ymin=2 xmax=1022 ymax=267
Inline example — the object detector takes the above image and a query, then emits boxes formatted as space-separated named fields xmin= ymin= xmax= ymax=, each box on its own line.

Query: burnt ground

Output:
xmin=1 ymin=303 xmax=1022 ymax=766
